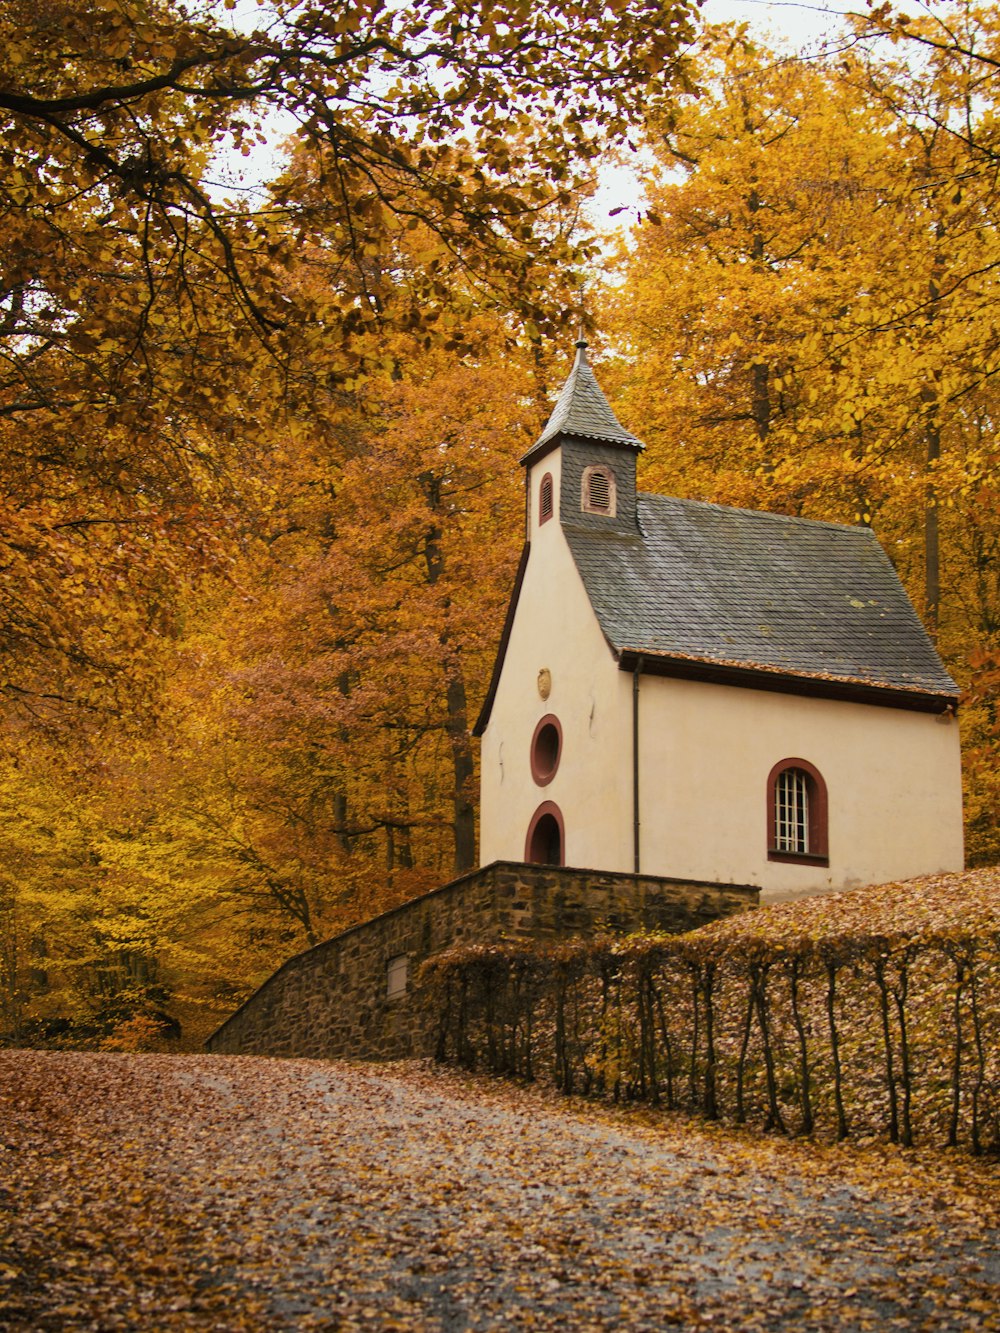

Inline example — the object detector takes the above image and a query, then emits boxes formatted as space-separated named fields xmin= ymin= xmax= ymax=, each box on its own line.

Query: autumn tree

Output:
xmin=0 ymin=307 xmax=561 ymax=1041
xmin=0 ymin=724 xmax=192 ymax=1044
xmin=603 ymin=20 xmax=1000 ymax=859
xmin=604 ymin=30 xmax=912 ymax=515
xmin=175 ymin=330 xmax=543 ymax=926
xmin=0 ymin=0 xmax=698 ymax=728
xmin=0 ymin=0 xmax=697 ymax=1034
xmin=848 ymin=3 xmax=1000 ymax=858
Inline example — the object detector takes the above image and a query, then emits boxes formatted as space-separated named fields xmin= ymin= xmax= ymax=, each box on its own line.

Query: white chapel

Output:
xmin=474 ymin=341 xmax=964 ymax=901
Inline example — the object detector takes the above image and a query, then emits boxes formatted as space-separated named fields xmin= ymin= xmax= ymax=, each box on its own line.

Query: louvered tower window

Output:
xmin=539 ymin=473 xmax=554 ymax=524
xmin=582 ymin=465 xmax=616 ymax=516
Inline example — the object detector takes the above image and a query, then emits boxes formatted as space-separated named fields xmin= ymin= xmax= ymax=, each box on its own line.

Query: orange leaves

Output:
xmin=600 ymin=21 xmax=1000 ymax=860
xmin=700 ymin=867 xmax=1000 ymax=950
xmin=2 ymin=0 xmax=697 ymax=742
xmin=202 ymin=340 xmax=538 ymax=901
xmin=2 ymin=1049 xmax=999 ymax=1330
xmin=0 ymin=329 xmax=554 ymax=1035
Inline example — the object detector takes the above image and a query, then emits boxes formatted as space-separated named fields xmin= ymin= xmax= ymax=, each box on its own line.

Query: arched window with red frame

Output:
xmin=767 ymin=758 xmax=829 ymax=865
xmin=525 ymin=801 xmax=564 ymax=866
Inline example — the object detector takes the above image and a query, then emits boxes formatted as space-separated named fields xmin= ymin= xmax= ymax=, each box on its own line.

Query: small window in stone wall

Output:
xmin=386 ymin=954 xmax=409 ymax=999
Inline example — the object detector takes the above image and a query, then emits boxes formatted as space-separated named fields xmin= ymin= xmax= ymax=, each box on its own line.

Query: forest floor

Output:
xmin=0 ymin=1051 xmax=998 ymax=1331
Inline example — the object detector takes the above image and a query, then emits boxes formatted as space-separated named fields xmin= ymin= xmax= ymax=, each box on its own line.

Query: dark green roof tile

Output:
xmin=563 ymin=494 xmax=958 ymax=698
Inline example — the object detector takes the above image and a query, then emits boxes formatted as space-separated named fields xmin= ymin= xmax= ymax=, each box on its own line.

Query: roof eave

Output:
xmin=617 ymin=649 xmax=960 ymax=715
xmin=519 ymin=435 xmax=561 ymax=469
xmin=473 ymin=542 xmax=531 ymax=736
xmin=520 ymin=429 xmax=645 ymax=468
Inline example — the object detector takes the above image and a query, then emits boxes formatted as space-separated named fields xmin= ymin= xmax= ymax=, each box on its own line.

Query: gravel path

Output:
xmin=1 ymin=1051 xmax=998 ymax=1330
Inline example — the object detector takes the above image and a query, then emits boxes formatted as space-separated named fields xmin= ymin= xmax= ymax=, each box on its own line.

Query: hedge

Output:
xmin=422 ymin=870 xmax=1000 ymax=1153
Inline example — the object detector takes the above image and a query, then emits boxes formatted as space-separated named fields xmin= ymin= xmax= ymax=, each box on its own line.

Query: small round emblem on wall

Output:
xmin=537 ymin=668 xmax=552 ymax=700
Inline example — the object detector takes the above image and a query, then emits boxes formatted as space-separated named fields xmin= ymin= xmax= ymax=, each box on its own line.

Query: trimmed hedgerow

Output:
xmin=423 ymin=870 xmax=1000 ymax=1153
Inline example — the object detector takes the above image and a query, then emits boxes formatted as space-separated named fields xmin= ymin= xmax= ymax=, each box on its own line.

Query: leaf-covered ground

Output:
xmin=1 ymin=1052 xmax=997 ymax=1330
xmin=700 ymin=868 xmax=1000 ymax=944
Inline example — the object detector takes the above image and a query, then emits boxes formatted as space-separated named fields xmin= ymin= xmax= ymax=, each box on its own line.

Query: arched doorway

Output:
xmin=525 ymin=801 xmax=564 ymax=866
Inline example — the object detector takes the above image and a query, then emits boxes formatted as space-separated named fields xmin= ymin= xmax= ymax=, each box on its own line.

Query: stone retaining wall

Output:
xmin=205 ymin=861 xmax=758 ymax=1061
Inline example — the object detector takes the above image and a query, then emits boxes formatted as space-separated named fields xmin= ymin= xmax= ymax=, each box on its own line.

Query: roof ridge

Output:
xmin=638 ymin=491 xmax=877 ymax=536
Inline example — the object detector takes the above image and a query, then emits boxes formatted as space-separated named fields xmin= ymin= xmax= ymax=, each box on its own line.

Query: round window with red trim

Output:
xmin=530 ymin=714 xmax=562 ymax=786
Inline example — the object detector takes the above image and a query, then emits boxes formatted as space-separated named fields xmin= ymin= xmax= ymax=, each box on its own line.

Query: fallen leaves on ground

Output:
xmin=0 ymin=1051 xmax=997 ymax=1330
xmin=700 ymin=868 xmax=1000 ymax=945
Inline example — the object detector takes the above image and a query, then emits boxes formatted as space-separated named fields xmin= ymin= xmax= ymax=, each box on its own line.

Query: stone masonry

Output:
xmin=205 ymin=861 xmax=758 ymax=1061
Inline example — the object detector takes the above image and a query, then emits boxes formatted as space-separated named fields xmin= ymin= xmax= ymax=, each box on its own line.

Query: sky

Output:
xmin=700 ymin=0 xmax=855 ymax=46
xmin=589 ymin=0 xmax=859 ymax=229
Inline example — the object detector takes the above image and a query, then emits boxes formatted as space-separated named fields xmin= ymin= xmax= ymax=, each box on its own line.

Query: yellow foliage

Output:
xmin=601 ymin=20 xmax=1000 ymax=859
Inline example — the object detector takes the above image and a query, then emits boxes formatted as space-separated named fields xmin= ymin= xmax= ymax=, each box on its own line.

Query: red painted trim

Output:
xmin=525 ymin=801 xmax=565 ymax=867
xmin=766 ymin=757 xmax=829 ymax=865
xmin=530 ymin=714 xmax=562 ymax=785
xmin=539 ymin=472 xmax=554 ymax=526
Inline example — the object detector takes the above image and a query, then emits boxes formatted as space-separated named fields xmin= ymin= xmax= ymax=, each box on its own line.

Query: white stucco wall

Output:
xmin=479 ymin=448 xmax=965 ymax=900
xmin=636 ymin=674 xmax=964 ymax=900
xmin=479 ymin=449 xmax=634 ymax=872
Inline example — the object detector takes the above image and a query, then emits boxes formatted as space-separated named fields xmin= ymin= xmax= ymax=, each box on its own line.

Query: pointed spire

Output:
xmin=521 ymin=339 xmax=643 ymax=465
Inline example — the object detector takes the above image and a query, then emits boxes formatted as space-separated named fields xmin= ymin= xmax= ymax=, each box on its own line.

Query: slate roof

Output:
xmin=563 ymin=494 xmax=959 ymax=702
xmin=521 ymin=341 xmax=644 ymax=464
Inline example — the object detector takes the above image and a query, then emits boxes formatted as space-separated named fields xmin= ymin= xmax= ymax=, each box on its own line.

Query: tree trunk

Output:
xmin=421 ymin=470 xmax=476 ymax=875
xmin=445 ymin=662 xmax=476 ymax=873
xmin=748 ymin=191 xmax=773 ymax=461
xmin=920 ymin=215 xmax=946 ymax=633
xmin=922 ymin=396 xmax=942 ymax=633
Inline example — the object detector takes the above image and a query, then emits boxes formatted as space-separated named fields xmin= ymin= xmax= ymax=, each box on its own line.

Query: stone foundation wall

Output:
xmin=205 ymin=861 xmax=758 ymax=1061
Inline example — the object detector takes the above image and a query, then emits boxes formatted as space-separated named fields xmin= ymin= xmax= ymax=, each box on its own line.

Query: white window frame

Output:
xmin=775 ymin=768 xmax=810 ymax=854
